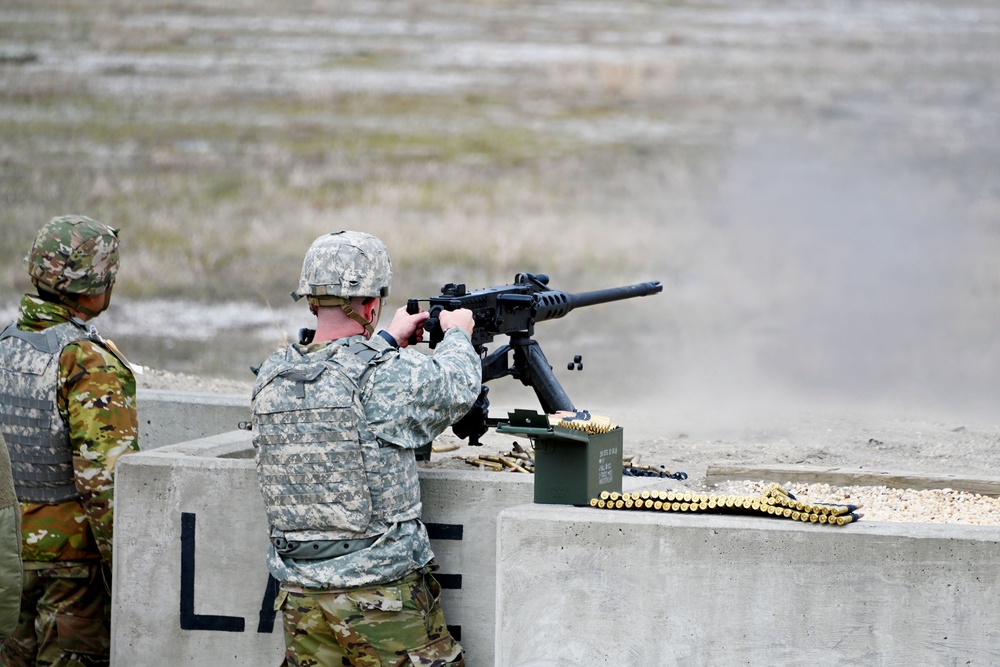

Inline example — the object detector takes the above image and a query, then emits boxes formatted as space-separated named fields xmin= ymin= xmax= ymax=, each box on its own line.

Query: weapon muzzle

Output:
xmin=533 ymin=280 xmax=663 ymax=322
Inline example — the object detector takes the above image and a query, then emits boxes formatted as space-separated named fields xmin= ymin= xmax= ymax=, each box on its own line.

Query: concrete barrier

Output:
xmin=111 ymin=431 xmax=538 ymax=667
xmin=113 ymin=398 xmax=1000 ymax=666
xmin=495 ymin=505 xmax=1000 ymax=666
xmin=112 ymin=431 xmax=279 ymax=667
xmin=136 ymin=389 xmax=249 ymax=450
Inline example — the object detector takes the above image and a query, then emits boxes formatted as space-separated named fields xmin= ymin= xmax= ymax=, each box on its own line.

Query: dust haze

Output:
xmin=520 ymin=129 xmax=998 ymax=440
xmin=2 ymin=0 xmax=998 ymax=449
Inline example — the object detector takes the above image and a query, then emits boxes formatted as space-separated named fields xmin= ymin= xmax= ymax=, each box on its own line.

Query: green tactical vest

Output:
xmin=0 ymin=319 xmax=95 ymax=503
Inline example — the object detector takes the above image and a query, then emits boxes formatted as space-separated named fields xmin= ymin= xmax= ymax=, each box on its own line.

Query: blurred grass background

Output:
xmin=2 ymin=0 xmax=999 ymax=418
xmin=0 ymin=1 xmax=702 ymax=305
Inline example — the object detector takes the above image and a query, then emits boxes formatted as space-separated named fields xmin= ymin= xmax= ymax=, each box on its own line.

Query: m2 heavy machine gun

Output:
xmin=407 ymin=273 xmax=663 ymax=446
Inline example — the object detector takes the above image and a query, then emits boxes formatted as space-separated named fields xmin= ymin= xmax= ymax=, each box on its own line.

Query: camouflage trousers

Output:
xmin=278 ymin=569 xmax=464 ymax=667
xmin=0 ymin=563 xmax=110 ymax=667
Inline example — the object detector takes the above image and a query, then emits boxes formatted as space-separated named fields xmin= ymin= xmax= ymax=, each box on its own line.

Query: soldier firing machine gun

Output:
xmin=407 ymin=272 xmax=663 ymax=446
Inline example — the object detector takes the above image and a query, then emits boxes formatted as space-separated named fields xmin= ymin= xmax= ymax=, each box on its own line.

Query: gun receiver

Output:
xmin=408 ymin=273 xmax=663 ymax=445
xmin=417 ymin=273 xmax=663 ymax=349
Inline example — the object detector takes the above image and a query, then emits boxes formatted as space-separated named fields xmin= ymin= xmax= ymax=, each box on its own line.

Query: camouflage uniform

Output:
xmin=253 ymin=231 xmax=480 ymax=666
xmin=0 ymin=217 xmax=138 ymax=667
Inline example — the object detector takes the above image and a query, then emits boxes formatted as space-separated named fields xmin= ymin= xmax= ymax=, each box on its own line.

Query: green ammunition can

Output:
xmin=497 ymin=409 xmax=624 ymax=506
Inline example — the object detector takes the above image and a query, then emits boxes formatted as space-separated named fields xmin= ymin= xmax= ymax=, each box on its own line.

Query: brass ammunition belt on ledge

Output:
xmin=589 ymin=483 xmax=863 ymax=526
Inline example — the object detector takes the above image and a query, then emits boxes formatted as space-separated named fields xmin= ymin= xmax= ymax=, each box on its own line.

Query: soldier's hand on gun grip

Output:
xmin=438 ymin=308 xmax=475 ymax=336
xmin=385 ymin=306 xmax=429 ymax=348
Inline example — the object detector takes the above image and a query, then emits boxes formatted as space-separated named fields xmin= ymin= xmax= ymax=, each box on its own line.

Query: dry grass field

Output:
xmin=2 ymin=1 xmax=1000 ymax=475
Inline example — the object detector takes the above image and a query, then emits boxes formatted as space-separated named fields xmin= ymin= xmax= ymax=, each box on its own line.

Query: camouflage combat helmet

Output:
xmin=25 ymin=215 xmax=120 ymax=296
xmin=293 ymin=231 xmax=392 ymax=337
xmin=294 ymin=231 xmax=392 ymax=301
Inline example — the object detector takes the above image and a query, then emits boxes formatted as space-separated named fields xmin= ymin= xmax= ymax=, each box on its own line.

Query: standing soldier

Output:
xmin=252 ymin=231 xmax=480 ymax=666
xmin=1 ymin=433 xmax=22 ymax=644
xmin=0 ymin=216 xmax=139 ymax=667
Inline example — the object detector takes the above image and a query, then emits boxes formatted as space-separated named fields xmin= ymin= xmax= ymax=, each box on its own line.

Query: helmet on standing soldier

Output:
xmin=24 ymin=215 xmax=120 ymax=297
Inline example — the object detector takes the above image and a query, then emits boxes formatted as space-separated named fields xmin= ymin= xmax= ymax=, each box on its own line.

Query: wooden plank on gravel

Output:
xmin=705 ymin=464 xmax=1000 ymax=497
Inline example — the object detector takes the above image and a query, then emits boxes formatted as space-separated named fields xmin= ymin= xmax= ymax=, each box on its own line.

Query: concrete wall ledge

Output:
xmin=137 ymin=388 xmax=249 ymax=450
xmin=495 ymin=503 xmax=1000 ymax=666
xmin=137 ymin=428 xmax=254 ymax=460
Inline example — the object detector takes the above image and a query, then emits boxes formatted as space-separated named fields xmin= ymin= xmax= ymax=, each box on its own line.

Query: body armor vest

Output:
xmin=0 ymin=319 xmax=97 ymax=503
xmin=251 ymin=339 xmax=422 ymax=543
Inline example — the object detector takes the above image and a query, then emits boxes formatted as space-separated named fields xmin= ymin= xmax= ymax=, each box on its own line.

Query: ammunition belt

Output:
xmin=590 ymin=483 xmax=862 ymax=527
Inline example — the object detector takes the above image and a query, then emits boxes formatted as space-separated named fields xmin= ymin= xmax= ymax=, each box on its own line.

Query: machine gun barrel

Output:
xmin=533 ymin=280 xmax=663 ymax=323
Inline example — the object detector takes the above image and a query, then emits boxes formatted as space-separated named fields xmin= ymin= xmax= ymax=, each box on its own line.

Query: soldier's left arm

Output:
xmin=58 ymin=339 xmax=139 ymax=566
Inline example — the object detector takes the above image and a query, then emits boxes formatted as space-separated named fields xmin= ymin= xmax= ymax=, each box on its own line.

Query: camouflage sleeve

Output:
xmin=364 ymin=327 xmax=481 ymax=448
xmin=58 ymin=339 xmax=139 ymax=566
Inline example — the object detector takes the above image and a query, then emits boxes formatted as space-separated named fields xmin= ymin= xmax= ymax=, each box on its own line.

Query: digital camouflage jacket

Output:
xmin=2 ymin=295 xmax=139 ymax=567
xmin=258 ymin=326 xmax=481 ymax=589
